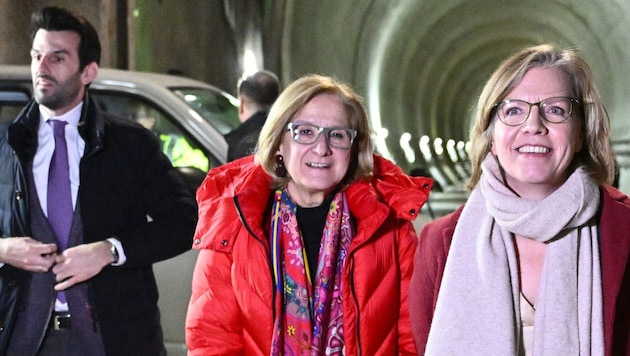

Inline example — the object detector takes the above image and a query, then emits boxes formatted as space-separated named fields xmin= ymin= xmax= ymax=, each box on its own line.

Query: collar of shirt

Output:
xmin=39 ymin=102 xmax=83 ymax=127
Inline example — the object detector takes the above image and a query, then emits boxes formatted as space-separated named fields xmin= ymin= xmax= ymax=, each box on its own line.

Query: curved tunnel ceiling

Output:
xmin=280 ymin=0 xmax=630 ymax=181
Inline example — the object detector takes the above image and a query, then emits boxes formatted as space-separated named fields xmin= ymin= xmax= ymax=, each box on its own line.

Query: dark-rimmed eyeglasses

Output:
xmin=494 ymin=97 xmax=579 ymax=126
xmin=286 ymin=122 xmax=357 ymax=149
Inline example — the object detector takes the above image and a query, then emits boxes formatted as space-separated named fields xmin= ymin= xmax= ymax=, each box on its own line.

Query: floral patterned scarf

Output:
xmin=270 ymin=189 xmax=353 ymax=355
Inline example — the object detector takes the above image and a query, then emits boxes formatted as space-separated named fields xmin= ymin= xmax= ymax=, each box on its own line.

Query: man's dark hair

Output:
xmin=238 ymin=70 xmax=280 ymax=109
xmin=30 ymin=6 xmax=101 ymax=71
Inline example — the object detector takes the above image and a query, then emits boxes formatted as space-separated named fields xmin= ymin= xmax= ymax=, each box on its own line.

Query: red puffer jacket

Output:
xmin=186 ymin=155 xmax=432 ymax=355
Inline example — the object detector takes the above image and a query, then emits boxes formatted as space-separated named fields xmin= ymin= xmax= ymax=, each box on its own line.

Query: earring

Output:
xmin=275 ymin=154 xmax=287 ymax=178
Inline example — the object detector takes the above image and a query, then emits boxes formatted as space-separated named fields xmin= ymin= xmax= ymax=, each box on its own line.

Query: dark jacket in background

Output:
xmin=224 ymin=110 xmax=268 ymax=162
xmin=0 ymin=94 xmax=197 ymax=355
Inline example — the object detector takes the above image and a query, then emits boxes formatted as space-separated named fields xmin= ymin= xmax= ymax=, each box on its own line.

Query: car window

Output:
xmin=92 ymin=91 xmax=212 ymax=172
xmin=171 ymin=87 xmax=239 ymax=135
xmin=0 ymin=87 xmax=30 ymax=124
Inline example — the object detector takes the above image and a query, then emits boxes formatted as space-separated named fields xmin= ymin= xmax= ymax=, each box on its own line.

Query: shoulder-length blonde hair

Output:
xmin=255 ymin=74 xmax=374 ymax=187
xmin=467 ymin=43 xmax=615 ymax=190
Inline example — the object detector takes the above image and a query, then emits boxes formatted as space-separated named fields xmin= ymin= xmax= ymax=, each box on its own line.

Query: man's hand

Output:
xmin=53 ymin=241 xmax=114 ymax=291
xmin=0 ymin=237 xmax=57 ymax=272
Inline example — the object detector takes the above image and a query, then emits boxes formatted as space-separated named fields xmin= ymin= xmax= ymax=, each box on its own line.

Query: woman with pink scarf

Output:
xmin=410 ymin=44 xmax=630 ymax=356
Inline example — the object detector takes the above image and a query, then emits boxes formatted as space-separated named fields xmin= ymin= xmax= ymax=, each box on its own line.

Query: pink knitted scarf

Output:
xmin=426 ymin=154 xmax=604 ymax=355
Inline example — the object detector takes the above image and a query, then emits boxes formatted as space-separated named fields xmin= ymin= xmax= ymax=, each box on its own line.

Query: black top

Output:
xmin=296 ymin=194 xmax=335 ymax=285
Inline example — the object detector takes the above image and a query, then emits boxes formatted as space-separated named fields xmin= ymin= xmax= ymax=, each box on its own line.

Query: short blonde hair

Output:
xmin=256 ymin=74 xmax=374 ymax=186
xmin=467 ymin=43 xmax=615 ymax=190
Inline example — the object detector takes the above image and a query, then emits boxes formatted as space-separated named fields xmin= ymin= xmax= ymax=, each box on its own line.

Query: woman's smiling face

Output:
xmin=279 ymin=93 xmax=353 ymax=207
xmin=491 ymin=67 xmax=583 ymax=199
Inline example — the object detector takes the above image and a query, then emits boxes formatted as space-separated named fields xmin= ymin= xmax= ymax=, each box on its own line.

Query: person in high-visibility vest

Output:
xmin=134 ymin=104 xmax=209 ymax=172
xmin=159 ymin=133 xmax=209 ymax=172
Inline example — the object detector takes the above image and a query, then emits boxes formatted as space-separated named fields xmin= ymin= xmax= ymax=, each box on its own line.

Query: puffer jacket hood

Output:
xmin=347 ymin=154 xmax=432 ymax=220
xmin=193 ymin=154 xmax=432 ymax=250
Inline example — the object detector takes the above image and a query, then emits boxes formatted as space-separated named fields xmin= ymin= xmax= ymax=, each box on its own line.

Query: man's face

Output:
xmin=30 ymin=29 xmax=93 ymax=115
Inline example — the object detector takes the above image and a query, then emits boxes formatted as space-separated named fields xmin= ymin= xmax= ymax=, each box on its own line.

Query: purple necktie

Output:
xmin=47 ymin=119 xmax=72 ymax=304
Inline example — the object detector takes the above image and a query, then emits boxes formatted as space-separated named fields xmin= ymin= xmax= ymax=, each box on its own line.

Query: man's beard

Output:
xmin=33 ymin=72 xmax=83 ymax=110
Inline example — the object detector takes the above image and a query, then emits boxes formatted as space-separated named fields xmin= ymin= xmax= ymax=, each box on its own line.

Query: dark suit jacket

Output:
xmin=224 ymin=110 xmax=268 ymax=162
xmin=409 ymin=185 xmax=630 ymax=356
xmin=4 ymin=94 xmax=197 ymax=355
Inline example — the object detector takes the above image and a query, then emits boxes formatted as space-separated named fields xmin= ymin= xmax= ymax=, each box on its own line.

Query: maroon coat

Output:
xmin=410 ymin=185 xmax=630 ymax=356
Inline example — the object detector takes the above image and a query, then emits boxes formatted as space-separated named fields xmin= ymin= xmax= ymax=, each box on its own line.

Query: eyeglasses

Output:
xmin=286 ymin=122 xmax=357 ymax=149
xmin=494 ymin=96 xmax=579 ymax=126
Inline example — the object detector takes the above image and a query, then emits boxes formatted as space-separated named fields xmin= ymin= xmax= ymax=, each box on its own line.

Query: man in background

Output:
xmin=0 ymin=7 xmax=195 ymax=355
xmin=224 ymin=70 xmax=279 ymax=161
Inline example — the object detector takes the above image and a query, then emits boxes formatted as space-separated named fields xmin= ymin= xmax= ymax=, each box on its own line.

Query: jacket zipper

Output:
xmin=348 ymin=254 xmax=362 ymax=356
xmin=233 ymin=195 xmax=277 ymax=323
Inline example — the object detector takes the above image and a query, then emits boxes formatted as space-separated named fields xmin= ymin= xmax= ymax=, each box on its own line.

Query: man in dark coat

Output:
xmin=0 ymin=7 xmax=196 ymax=355
xmin=224 ymin=70 xmax=279 ymax=161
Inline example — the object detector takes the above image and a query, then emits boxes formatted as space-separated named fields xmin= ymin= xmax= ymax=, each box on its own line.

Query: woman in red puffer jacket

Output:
xmin=186 ymin=75 xmax=432 ymax=355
